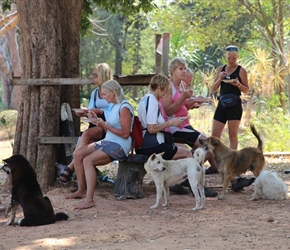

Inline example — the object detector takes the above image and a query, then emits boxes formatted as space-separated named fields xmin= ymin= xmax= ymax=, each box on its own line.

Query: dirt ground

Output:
xmin=1 ymin=139 xmax=290 ymax=250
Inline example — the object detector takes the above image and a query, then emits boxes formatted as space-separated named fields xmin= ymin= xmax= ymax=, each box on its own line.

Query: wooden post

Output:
xmin=162 ymin=33 xmax=170 ymax=76
xmin=155 ymin=34 xmax=162 ymax=74
xmin=114 ymin=155 xmax=148 ymax=200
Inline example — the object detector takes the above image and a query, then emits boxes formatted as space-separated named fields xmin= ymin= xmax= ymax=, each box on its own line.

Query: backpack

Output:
xmin=121 ymin=97 xmax=150 ymax=154
xmin=131 ymin=116 xmax=143 ymax=149
xmin=131 ymin=96 xmax=152 ymax=150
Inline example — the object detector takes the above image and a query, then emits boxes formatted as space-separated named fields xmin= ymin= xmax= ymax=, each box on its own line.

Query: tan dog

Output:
xmin=199 ymin=125 xmax=265 ymax=200
xmin=146 ymin=147 xmax=206 ymax=211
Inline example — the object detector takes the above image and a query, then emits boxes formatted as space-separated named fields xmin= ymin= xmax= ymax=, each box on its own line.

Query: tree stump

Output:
xmin=114 ymin=154 xmax=148 ymax=200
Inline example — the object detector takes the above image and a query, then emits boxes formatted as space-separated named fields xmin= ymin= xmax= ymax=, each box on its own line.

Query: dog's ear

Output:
xmin=156 ymin=152 xmax=164 ymax=157
xmin=210 ymin=137 xmax=220 ymax=146
xmin=150 ymin=153 xmax=157 ymax=161
xmin=3 ymin=157 xmax=11 ymax=164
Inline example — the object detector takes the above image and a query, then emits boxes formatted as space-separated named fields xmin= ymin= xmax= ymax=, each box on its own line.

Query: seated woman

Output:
xmin=160 ymin=57 xmax=219 ymax=173
xmin=65 ymin=80 xmax=134 ymax=209
xmin=135 ymin=73 xmax=217 ymax=197
xmin=136 ymin=73 xmax=192 ymax=160
xmin=57 ymin=63 xmax=113 ymax=185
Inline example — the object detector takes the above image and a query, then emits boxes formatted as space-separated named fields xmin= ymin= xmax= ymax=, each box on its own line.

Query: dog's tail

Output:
xmin=55 ymin=212 xmax=69 ymax=221
xmin=250 ymin=125 xmax=263 ymax=151
xmin=193 ymin=147 xmax=206 ymax=166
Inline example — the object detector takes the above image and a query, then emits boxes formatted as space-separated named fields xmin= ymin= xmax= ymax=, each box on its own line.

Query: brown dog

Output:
xmin=199 ymin=125 xmax=265 ymax=200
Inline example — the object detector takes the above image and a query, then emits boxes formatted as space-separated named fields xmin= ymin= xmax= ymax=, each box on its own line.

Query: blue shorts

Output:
xmin=93 ymin=140 xmax=127 ymax=161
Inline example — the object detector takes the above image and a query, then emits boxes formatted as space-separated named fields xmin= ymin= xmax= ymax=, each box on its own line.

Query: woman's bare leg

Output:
xmin=59 ymin=126 xmax=104 ymax=182
xmin=211 ymin=119 xmax=226 ymax=138
xmin=227 ymin=120 xmax=240 ymax=150
xmin=65 ymin=144 xmax=95 ymax=199
xmin=75 ymin=150 xmax=111 ymax=209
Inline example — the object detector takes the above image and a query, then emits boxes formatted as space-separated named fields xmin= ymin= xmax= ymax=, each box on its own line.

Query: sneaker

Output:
xmin=169 ymin=184 xmax=189 ymax=195
xmin=204 ymin=187 xmax=218 ymax=197
xmin=183 ymin=180 xmax=218 ymax=198
xmin=181 ymin=179 xmax=190 ymax=188
xmin=231 ymin=177 xmax=256 ymax=192
xmin=205 ymin=166 xmax=219 ymax=175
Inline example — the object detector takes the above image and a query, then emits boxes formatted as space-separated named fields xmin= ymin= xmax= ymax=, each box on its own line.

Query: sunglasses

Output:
xmin=92 ymin=73 xmax=98 ymax=78
xmin=226 ymin=46 xmax=238 ymax=52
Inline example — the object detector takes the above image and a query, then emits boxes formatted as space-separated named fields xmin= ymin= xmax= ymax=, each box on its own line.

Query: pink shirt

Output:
xmin=160 ymin=81 xmax=190 ymax=132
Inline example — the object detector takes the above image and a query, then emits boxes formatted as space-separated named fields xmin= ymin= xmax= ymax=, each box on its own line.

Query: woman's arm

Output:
xmin=236 ymin=67 xmax=249 ymax=94
xmin=161 ymin=87 xmax=192 ymax=117
xmin=89 ymin=108 xmax=104 ymax=116
xmin=147 ymin=117 xmax=185 ymax=134
xmin=212 ymin=66 xmax=226 ymax=91
xmin=92 ymin=107 xmax=132 ymax=139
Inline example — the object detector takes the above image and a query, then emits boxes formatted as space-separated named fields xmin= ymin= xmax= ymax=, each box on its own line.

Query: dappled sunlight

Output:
xmin=15 ymin=237 xmax=78 ymax=250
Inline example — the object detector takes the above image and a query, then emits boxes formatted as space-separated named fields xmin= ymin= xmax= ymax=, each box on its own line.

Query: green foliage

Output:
xmin=80 ymin=0 xmax=94 ymax=36
xmin=0 ymin=109 xmax=17 ymax=147
xmin=238 ymin=95 xmax=290 ymax=152
xmin=95 ymin=0 xmax=156 ymax=15
xmin=81 ymin=0 xmax=156 ymax=36
xmin=187 ymin=93 xmax=290 ymax=152
xmin=1 ymin=0 xmax=14 ymax=12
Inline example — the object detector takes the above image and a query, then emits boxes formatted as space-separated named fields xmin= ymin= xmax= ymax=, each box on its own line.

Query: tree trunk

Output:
xmin=14 ymin=0 xmax=83 ymax=189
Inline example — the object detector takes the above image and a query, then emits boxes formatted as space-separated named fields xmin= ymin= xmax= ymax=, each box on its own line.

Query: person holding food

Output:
xmin=211 ymin=45 xmax=249 ymax=150
xmin=57 ymin=63 xmax=113 ymax=186
xmin=160 ymin=57 xmax=218 ymax=196
xmin=136 ymin=73 xmax=192 ymax=160
xmin=210 ymin=45 xmax=254 ymax=191
xmin=65 ymin=80 xmax=134 ymax=209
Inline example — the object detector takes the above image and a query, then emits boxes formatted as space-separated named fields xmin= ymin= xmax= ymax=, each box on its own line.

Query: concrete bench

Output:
xmin=114 ymin=154 xmax=148 ymax=200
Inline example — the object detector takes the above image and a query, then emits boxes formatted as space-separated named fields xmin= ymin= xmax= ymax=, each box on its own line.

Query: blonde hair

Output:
xmin=169 ymin=57 xmax=187 ymax=76
xmin=102 ymin=80 xmax=125 ymax=103
xmin=225 ymin=45 xmax=239 ymax=57
xmin=95 ymin=63 xmax=113 ymax=85
xmin=149 ymin=73 xmax=169 ymax=91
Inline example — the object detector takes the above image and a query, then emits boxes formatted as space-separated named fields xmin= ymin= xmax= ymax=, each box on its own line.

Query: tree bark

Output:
xmin=14 ymin=0 xmax=83 ymax=189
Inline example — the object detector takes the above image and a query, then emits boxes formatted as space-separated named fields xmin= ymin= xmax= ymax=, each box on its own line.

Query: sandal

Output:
xmin=55 ymin=162 xmax=74 ymax=184
xmin=70 ymin=182 xmax=78 ymax=192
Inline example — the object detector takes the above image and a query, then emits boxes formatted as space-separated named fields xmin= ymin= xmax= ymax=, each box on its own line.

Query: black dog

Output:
xmin=2 ymin=154 xmax=68 ymax=226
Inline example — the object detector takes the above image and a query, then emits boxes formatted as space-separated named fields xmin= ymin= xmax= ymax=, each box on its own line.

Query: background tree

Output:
xmin=239 ymin=0 xmax=290 ymax=109
xmin=0 ymin=10 xmax=20 ymax=109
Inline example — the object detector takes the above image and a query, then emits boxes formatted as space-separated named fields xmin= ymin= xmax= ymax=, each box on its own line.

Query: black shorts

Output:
xmin=135 ymin=143 xmax=178 ymax=160
xmin=213 ymin=99 xmax=243 ymax=124
xmin=172 ymin=125 xmax=201 ymax=147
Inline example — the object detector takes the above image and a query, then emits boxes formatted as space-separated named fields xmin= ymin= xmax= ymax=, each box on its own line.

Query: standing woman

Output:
xmin=211 ymin=46 xmax=254 ymax=191
xmin=211 ymin=45 xmax=249 ymax=149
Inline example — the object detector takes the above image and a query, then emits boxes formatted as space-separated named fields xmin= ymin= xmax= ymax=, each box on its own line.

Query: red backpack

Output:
xmin=121 ymin=98 xmax=151 ymax=154
xmin=131 ymin=116 xmax=143 ymax=149
xmin=131 ymin=96 xmax=152 ymax=150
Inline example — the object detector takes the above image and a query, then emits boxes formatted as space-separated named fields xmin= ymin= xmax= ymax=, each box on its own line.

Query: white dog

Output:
xmin=251 ymin=170 xmax=288 ymax=201
xmin=146 ymin=147 xmax=206 ymax=211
